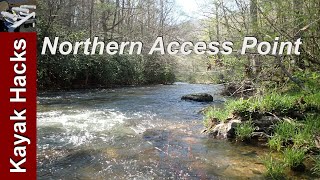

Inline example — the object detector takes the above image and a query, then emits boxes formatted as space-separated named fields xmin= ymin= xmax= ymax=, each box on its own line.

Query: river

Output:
xmin=37 ymin=83 xmax=268 ymax=180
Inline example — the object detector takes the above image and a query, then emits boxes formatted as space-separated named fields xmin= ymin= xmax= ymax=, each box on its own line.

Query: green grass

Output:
xmin=267 ymin=121 xmax=296 ymax=152
xmin=312 ymin=155 xmax=320 ymax=175
xmin=283 ymin=148 xmax=306 ymax=168
xmin=292 ymin=129 xmax=313 ymax=149
xmin=203 ymin=99 xmax=249 ymax=124
xmin=204 ymin=91 xmax=320 ymax=124
xmin=274 ymin=121 xmax=297 ymax=142
xmin=203 ymin=74 xmax=320 ymax=177
xmin=203 ymin=77 xmax=320 ymax=177
xmin=304 ymin=92 xmax=320 ymax=110
xmin=203 ymin=106 xmax=230 ymax=127
xmin=303 ymin=115 xmax=320 ymax=135
xmin=259 ymin=92 xmax=299 ymax=113
xmin=267 ymin=115 xmax=320 ymax=151
xmin=268 ymin=135 xmax=283 ymax=151
xmin=205 ymin=106 xmax=230 ymax=123
xmin=235 ymin=120 xmax=255 ymax=141
xmin=262 ymin=155 xmax=285 ymax=179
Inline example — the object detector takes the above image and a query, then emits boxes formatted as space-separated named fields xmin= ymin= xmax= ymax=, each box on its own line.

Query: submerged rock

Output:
xmin=181 ymin=93 xmax=214 ymax=102
xmin=142 ymin=129 xmax=169 ymax=142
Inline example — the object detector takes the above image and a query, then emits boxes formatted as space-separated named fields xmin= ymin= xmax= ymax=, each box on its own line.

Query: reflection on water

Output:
xmin=37 ymin=83 xmax=268 ymax=179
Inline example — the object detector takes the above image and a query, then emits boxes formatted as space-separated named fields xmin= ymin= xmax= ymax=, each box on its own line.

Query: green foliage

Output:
xmin=204 ymin=90 xmax=320 ymax=124
xmin=268 ymin=116 xmax=320 ymax=151
xmin=268 ymin=135 xmax=283 ymax=152
xmin=292 ymin=71 xmax=320 ymax=93
xmin=312 ymin=156 xmax=320 ymax=175
xmin=283 ymin=148 xmax=305 ymax=168
xmin=304 ymin=92 xmax=320 ymax=111
xmin=37 ymin=0 xmax=176 ymax=90
xmin=226 ymin=98 xmax=250 ymax=114
xmin=204 ymin=98 xmax=250 ymax=123
xmin=274 ymin=121 xmax=297 ymax=142
xmin=292 ymin=128 xmax=313 ymax=149
xmin=204 ymin=108 xmax=230 ymax=124
xmin=257 ymin=93 xmax=299 ymax=113
xmin=294 ymin=115 xmax=320 ymax=149
xmin=235 ymin=121 xmax=255 ymax=141
xmin=38 ymin=44 xmax=176 ymax=89
xmin=303 ymin=115 xmax=320 ymax=135
xmin=262 ymin=155 xmax=285 ymax=179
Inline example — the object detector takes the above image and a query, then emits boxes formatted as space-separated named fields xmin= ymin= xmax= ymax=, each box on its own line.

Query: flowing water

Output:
xmin=37 ymin=83 xmax=269 ymax=180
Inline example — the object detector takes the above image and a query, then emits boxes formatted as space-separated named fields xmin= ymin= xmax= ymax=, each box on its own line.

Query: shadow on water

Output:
xmin=37 ymin=83 xmax=272 ymax=179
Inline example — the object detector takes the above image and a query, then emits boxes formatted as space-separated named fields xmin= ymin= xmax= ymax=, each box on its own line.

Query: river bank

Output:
xmin=203 ymin=84 xmax=320 ymax=179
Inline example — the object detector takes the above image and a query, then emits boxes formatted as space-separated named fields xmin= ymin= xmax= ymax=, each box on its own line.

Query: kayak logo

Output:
xmin=0 ymin=1 xmax=36 ymax=32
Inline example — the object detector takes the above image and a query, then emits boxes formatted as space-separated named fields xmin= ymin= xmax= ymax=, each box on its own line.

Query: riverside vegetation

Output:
xmin=199 ymin=0 xmax=320 ymax=179
xmin=204 ymin=74 xmax=320 ymax=178
xmin=37 ymin=0 xmax=320 ymax=179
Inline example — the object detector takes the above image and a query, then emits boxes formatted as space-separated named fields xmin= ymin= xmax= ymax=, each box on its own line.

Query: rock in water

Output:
xmin=209 ymin=120 xmax=241 ymax=139
xmin=181 ymin=93 xmax=214 ymax=102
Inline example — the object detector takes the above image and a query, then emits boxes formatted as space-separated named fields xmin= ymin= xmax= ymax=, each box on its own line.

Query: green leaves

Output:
xmin=283 ymin=148 xmax=306 ymax=168
xmin=235 ymin=120 xmax=255 ymax=141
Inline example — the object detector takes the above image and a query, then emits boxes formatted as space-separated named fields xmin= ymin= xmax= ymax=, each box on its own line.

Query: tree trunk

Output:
xmin=89 ymin=0 xmax=94 ymax=38
xmin=293 ymin=0 xmax=305 ymax=69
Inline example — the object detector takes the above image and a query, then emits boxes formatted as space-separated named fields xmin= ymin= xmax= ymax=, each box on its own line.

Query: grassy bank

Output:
xmin=204 ymin=85 xmax=320 ymax=178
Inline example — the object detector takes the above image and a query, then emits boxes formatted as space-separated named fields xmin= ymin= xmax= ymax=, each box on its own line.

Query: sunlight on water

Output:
xmin=37 ymin=84 xmax=272 ymax=179
xmin=38 ymin=109 xmax=127 ymax=132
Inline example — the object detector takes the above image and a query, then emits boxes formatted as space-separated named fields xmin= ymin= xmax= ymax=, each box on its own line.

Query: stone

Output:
xmin=252 ymin=116 xmax=279 ymax=134
xmin=209 ymin=120 xmax=241 ymax=139
xmin=251 ymin=132 xmax=271 ymax=142
xmin=181 ymin=93 xmax=214 ymax=102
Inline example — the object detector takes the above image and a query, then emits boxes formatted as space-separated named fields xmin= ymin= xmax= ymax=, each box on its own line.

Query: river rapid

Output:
xmin=37 ymin=83 xmax=268 ymax=180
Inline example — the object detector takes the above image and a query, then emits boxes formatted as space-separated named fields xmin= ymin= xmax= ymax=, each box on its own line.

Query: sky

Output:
xmin=175 ymin=0 xmax=204 ymax=19
xmin=176 ymin=0 xmax=199 ymax=13
xmin=175 ymin=0 xmax=208 ymax=19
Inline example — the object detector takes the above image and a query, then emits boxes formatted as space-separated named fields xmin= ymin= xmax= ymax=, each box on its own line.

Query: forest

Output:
xmin=37 ymin=0 xmax=178 ymax=89
xmin=37 ymin=0 xmax=320 ymax=179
